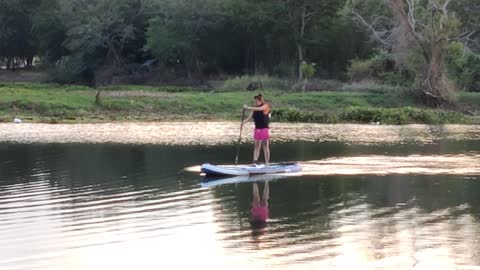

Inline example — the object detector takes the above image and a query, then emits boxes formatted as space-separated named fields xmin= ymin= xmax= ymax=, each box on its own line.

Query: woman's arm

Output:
xmin=243 ymin=111 xmax=253 ymax=124
xmin=243 ymin=104 xmax=268 ymax=111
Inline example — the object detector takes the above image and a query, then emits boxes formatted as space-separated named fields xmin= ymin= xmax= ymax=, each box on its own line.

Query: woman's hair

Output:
xmin=254 ymin=93 xmax=264 ymax=103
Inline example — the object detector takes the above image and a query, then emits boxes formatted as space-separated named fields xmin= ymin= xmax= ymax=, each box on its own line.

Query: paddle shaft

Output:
xmin=234 ymin=108 xmax=246 ymax=165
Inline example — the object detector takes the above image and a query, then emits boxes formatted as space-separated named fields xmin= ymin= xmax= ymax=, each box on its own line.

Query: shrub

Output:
xmin=347 ymin=51 xmax=415 ymax=87
xmin=338 ymin=107 xmax=465 ymax=125
xmin=48 ymin=54 xmax=95 ymax=84
xmin=273 ymin=108 xmax=333 ymax=123
xmin=300 ymin=61 xmax=317 ymax=79
xmin=305 ymin=79 xmax=343 ymax=91
xmin=446 ymin=42 xmax=480 ymax=92
xmin=270 ymin=107 xmax=465 ymax=124
xmin=221 ymin=75 xmax=291 ymax=91
xmin=340 ymin=82 xmax=406 ymax=94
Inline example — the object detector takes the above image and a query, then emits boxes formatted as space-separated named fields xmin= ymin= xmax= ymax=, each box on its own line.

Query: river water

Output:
xmin=1 ymin=123 xmax=479 ymax=270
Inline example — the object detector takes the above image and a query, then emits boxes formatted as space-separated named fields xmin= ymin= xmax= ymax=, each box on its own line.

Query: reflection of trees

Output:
xmin=364 ymin=175 xmax=480 ymax=217
xmin=0 ymin=144 xmax=41 ymax=184
xmin=208 ymin=174 xmax=480 ymax=265
xmin=1 ymin=144 xmax=230 ymax=190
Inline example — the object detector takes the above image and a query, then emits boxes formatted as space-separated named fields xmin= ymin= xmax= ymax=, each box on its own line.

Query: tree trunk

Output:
xmin=385 ymin=0 xmax=416 ymax=67
xmin=297 ymin=4 xmax=307 ymax=80
xmin=302 ymin=77 xmax=308 ymax=91
xmin=386 ymin=0 xmax=454 ymax=107
xmin=195 ymin=57 xmax=201 ymax=75
xmin=419 ymin=40 xmax=452 ymax=107
xmin=297 ymin=42 xmax=304 ymax=80
xmin=106 ymin=39 xmax=122 ymax=67
xmin=27 ymin=57 xmax=33 ymax=68
xmin=183 ymin=55 xmax=192 ymax=79
xmin=254 ymin=40 xmax=258 ymax=75
xmin=95 ymin=89 xmax=102 ymax=105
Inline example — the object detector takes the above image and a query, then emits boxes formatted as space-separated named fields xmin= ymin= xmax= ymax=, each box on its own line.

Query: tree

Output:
xmin=59 ymin=0 xmax=152 ymax=68
xmin=449 ymin=0 xmax=480 ymax=52
xmin=226 ymin=0 xmax=292 ymax=75
xmin=147 ymin=0 xmax=227 ymax=78
xmin=0 ymin=0 xmax=40 ymax=70
xmin=32 ymin=0 xmax=67 ymax=64
xmin=351 ymin=0 xmax=479 ymax=107
xmin=48 ymin=0 xmax=155 ymax=84
xmin=281 ymin=0 xmax=344 ymax=79
xmin=300 ymin=61 xmax=316 ymax=91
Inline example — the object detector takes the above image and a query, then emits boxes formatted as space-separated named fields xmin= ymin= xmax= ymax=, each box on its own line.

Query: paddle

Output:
xmin=234 ymin=108 xmax=246 ymax=165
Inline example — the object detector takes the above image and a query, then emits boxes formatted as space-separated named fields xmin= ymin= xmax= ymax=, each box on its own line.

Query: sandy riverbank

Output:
xmin=1 ymin=122 xmax=480 ymax=145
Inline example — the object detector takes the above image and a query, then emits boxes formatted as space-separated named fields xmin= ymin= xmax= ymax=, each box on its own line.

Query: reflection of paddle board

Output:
xmin=201 ymin=162 xmax=301 ymax=177
xmin=201 ymin=173 xmax=294 ymax=188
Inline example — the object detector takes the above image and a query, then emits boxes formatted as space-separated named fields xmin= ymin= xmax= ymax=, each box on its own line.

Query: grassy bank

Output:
xmin=0 ymin=82 xmax=478 ymax=124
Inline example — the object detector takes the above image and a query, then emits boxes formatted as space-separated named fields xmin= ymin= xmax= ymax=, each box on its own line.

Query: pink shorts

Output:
xmin=251 ymin=205 xmax=269 ymax=221
xmin=254 ymin=128 xmax=270 ymax=141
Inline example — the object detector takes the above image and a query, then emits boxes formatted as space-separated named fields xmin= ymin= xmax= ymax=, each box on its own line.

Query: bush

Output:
xmin=305 ymin=79 xmax=343 ymax=91
xmin=100 ymin=85 xmax=201 ymax=92
xmin=446 ymin=42 xmax=480 ymax=92
xmin=347 ymin=51 xmax=414 ymax=87
xmin=48 ymin=54 xmax=94 ymax=85
xmin=348 ymin=57 xmax=377 ymax=82
xmin=338 ymin=107 xmax=465 ymax=125
xmin=273 ymin=108 xmax=333 ymax=123
xmin=340 ymin=82 xmax=406 ymax=94
xmin=270 ymin=107 xmax=465 ymax=124
xmin=300 ymin=61 xmax=317 ymax=79
xmin=221 ymin=75 xmax=291 ymax=91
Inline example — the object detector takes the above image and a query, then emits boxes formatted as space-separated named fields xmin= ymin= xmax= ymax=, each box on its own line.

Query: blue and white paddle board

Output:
xmin=201 ymin=162 xmax=301 ymax=177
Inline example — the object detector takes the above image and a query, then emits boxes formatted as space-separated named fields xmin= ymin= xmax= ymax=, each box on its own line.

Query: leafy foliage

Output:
xmin=446 ymin=42 xmax=480 ymax=92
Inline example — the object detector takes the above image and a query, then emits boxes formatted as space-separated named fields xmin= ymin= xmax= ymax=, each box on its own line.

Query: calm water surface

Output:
xmin=1 ymin=137 xmax=480 ymax=270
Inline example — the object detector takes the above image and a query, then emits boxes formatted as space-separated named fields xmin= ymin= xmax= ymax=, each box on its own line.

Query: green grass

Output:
xmin=458 ymin=92 xmax=480 ymax=109
xmin=0 ymin=82 xmax=478 ymax=124
xmin=99 ymin=85 xmax=203 ymax=92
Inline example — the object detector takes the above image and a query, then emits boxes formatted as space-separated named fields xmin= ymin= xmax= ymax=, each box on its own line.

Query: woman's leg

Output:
xmin=253 ymin=140 xmax=261 ymax=163
xmin=252 ymin=182 xmax=260 ymax=207
xmin=262 ymin=181 xmax=269 ymax=206
xmin=261 ymin=140 xmax=270 ymax=166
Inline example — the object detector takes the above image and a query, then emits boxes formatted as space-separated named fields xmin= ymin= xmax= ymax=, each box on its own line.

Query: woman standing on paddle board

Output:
xmin=243 ymin=94 xmax=271 ymax=166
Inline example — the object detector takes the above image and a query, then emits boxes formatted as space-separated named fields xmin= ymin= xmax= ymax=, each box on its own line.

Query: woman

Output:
xmin=243 ymin=94 xmax=271 ymax=166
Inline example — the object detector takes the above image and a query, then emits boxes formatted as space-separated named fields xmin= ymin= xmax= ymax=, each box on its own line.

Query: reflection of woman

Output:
xmin=250 ymin=181 xmax=269 ymax=228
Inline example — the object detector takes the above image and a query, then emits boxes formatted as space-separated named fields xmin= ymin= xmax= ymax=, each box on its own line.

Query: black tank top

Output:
xmin=253 ymin=103 xmax=269 ymax=129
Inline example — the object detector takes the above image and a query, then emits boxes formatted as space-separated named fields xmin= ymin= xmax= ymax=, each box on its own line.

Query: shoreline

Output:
xmin=1 ymin=122 xmax=479 ymax=145
xmin=1 ymin=83 xmax=479 ymax=125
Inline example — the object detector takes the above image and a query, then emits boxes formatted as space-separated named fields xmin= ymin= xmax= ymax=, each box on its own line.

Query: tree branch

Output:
xmin=442 ymin=0 xmax=453 ymax=12
xmin=452 ymin=29 xmax=480 ymax=50
xmin=388 ymin=0 xmax=429 ymax=59
xmin=452 ymin=29 xmax=478 ymax=40
xmin=351 ymin=11 xmax=392 ymax=47
xmin=431 ymin=4 xmax=437 ymax=37
xmin=406 ymin=0 xmax=415 ymax=29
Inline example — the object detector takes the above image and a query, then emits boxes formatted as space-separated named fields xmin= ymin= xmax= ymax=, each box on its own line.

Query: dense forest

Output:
xmin=0 ymin=0 xmax=479 ymax=106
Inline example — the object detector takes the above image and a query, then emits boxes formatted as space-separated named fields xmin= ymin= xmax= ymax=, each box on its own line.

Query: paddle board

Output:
xmin=201 ymin=162 xmax=301 ymax=176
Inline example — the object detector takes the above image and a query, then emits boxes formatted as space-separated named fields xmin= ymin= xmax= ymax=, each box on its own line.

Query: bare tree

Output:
xmin=284 ymin=1 xmax=320 ymax=80
xmin=352 ymin=0 xmax=478 ymax=107
xmin=282 ymin=0 xmax=341 ymax=80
